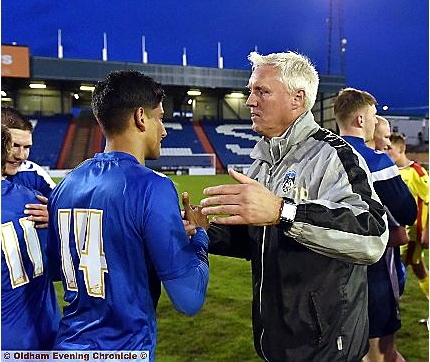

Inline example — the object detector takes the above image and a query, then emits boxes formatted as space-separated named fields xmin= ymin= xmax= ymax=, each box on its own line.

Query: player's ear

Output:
xmin=134 ymin=107 xmax=146 ymax=132
xmin=355 ymin=115 xmax=364 ymax=128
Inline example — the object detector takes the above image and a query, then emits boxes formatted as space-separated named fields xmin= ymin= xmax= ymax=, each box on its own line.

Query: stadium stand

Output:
xmin=28 ymin=115 xmax=71 ymax=168
xmin=201 ymin=120 xmax=259 ymax=168
xmin=55 ymin=112 xmax=102 ymax=169
xmin=145 ymin=118 xmax=214 ymax=171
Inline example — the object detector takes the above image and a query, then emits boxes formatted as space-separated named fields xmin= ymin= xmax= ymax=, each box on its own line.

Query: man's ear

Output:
xmin=134 ymin=107 xmax=146 ymax=132
xmin=292 ymin=89 xmax=305 ymax=109
xmin=355 ymin=115 xmax=364 ymax=128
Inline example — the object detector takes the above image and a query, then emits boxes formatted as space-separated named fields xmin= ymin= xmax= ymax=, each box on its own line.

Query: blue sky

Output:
xmin=2 ymin=0 xmax=428 ymax=115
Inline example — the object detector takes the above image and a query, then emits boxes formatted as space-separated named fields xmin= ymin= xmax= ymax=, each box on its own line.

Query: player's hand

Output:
xmin=182 ymin=219 xmax=197 ymax=237
xmin=24 ymin=195 xmax=49 ymax=228
xmin=200 ymin=168 xmax=282 ymax=226
xmin=181 ymin=197 xmax=197 ymax=237
xmin=182 ymin=192 xmax=209 ymax=231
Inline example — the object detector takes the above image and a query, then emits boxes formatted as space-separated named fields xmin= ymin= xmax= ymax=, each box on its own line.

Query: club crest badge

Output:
xmin=282 ymin=170 xmax=296 ymax=193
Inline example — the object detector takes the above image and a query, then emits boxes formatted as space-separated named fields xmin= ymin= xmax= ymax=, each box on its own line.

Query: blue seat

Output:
xmin=201 ymin=120 xmax=258 ymax=168
xmin=29 ymin=115 xmax=71 ymax=168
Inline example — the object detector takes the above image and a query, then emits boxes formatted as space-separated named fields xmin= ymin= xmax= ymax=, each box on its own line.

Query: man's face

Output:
xmin=246 ymin=65 xmax=299 ymax=139
xmin=386 ymin=142 xmax=403 ymax=165
xmin=5 ymin=128 xmax=32 ymax=176
xmin=374 ymin=121 xmax=391 ymax=151
xmin=144 ymin=103 xmax=167 ymax=160
xmin=362 ymin=105 xmax=378 ymax=143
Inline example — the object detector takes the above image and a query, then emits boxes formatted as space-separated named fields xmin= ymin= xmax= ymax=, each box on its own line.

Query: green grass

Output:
xmin=53 ymin=174 xmax=429 ymax=361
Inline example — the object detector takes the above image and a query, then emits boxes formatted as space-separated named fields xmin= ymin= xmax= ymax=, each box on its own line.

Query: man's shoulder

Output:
xmin=409 ymin=161 xmax=428 ymax=178
xmin=12 ymin=160 xmax=56 ymax=194
xmin=2 ymin=180 xmax=39 ymax=211
xmin=16 ymin=160 xmax=55 ymax=182
xmin=373 ymin=150 xmax=395 ymax=169
xmin=18 ymin=160 xmax=45 ymax=172
xmin=65 ymin=159 xmax=172 ymax=192
xmin=358 ymin=148 xmax=395 ymax=174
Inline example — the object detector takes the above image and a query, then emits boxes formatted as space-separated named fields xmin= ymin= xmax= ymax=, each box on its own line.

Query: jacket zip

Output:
xmin=259 ymin=225 xmax=270 ymax=361
xmin=259 ymin=162 xmax=275 ymax=361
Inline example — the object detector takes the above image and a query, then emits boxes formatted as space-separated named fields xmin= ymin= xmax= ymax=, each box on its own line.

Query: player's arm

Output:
xmin=374 ymin=174 xmax=417 ymax=226
xmin=161 ymin=191 xmax=209 ymax=314
xmin=144 ymin=177 xmax=209 ymax=316
xmin=163 ymin=227 xmax=209 ymax=315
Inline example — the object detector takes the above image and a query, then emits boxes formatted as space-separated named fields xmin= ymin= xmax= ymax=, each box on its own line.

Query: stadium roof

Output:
xmin=13 ymin=56 xmax=345 ymax=95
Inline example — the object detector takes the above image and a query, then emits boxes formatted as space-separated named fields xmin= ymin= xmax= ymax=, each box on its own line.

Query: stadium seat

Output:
xmin=201 ymin=120 xmax=258 ymax=168
xmin=146 ymin=119 xmax=209 ymax=169
xmin=29 ymin=115 xmax=71 ymax=168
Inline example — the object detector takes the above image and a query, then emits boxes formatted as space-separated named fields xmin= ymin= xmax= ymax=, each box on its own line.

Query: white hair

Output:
xmin=248 ymin=51 xmax=319 ymax=111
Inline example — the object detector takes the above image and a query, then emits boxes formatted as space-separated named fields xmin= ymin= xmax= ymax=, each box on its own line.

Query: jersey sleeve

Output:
xmin=140 ymin=174 xmax=208 ymax=280
xmin=139 ymin=174 xmax=209 ymax=315
xmin=371 ymin=155 xmax=417 ymax=226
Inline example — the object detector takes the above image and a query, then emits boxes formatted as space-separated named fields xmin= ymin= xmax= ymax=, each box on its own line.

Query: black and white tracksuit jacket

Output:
xmin=208 ymin=111 xmax=388 ymax=362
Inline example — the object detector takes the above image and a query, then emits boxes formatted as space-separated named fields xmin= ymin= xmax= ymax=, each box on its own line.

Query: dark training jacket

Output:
xmin=208 ymin=112 xmax=388 ymax=362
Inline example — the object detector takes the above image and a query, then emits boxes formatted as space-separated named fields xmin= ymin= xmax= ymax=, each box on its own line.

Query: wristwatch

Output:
xmin=276 ymin=198 xmax=297 ymax=231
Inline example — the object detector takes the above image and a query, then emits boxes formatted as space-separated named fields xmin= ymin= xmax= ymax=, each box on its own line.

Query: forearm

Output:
xmin=163 ymin=261 xmax=209 ymax=315
xmin=163 ymin=227 xmax=209 ymax=315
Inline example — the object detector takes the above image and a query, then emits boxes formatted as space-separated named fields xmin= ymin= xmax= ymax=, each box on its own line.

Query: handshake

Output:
xmin=181 ymin=168 xmax=285 ymax=237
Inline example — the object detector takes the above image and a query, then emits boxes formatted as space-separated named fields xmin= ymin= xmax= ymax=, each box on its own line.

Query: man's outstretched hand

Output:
xmin=200 ymin=168 xmax=282 ymax=226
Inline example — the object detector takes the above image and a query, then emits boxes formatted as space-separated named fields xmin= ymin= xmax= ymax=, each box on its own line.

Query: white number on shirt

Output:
xmin=1 ymin=218 xmax=43 ymax=288
xmin=58 ymin=209 xmax=108 ymax=299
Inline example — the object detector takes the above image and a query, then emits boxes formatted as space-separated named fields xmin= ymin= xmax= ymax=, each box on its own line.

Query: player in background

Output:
xmin=387 ymin=132 xmax=429 ymax=306
xmin=47 ymin=70 xmax=209 ymax=359
xmin=1 ymin=106 xmax=56 ymax=228
xmin=1 ymin=125 xmax=60 ymax=350
xmin=368 ymin=116 xmax=409 ymax=297
xmin=334 ymin=89 xmax=417 ymax=362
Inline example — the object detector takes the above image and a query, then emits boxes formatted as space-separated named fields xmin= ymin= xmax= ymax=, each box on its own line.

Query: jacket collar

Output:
xmin=250 ymin=111 xmax=319 ymax=165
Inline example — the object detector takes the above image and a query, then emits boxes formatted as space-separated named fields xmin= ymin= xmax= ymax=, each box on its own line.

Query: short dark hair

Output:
xmin=91 ymin=70 xmax=165 ymax=136
xmin=1 ymin=106 xmax=33 ymax=132
xmin=2 ymin=125 xmax=12 ymax=173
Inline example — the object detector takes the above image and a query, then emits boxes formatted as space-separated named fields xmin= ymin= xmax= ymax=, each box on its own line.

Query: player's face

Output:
xmin=144 ymin=102 xmax=166 ymax=160
xmin=362 ymin=105 xmax=378 ymax=143
xmin=5 ymin=128 xmax=32 ymax=176
xmin=374 ymin=122 xmax=391 ymax=151
xmin=246 ymin=65 xmax=299 ymax=139
xmin=386 ymin=143 xmax=402 ymax=164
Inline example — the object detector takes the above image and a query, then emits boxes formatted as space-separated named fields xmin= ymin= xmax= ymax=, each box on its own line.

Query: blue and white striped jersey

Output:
xmin=343 ymin=136 xmax=416 ymax=226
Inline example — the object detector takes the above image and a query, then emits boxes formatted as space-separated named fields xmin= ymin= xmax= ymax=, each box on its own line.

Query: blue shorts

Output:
xmin=367 ymin=254 xmax=401 ymax=338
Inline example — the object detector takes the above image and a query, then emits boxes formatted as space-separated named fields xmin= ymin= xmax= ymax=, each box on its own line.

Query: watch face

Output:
xmin=281 ymin=201 xmax=297 ymax=222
